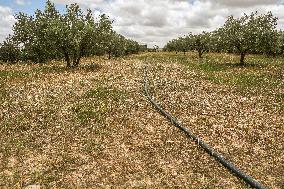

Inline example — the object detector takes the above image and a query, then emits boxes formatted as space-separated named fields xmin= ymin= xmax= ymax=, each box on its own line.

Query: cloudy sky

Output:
xmin=1 ymin=0 xmax=284 ymax=47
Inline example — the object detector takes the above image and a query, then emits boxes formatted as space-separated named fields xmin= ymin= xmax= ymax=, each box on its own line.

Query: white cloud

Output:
xmin=1 ymin=0 xmax=284 ymax=47
xmin=0 ymin=6 xmax=16 ymax=43
xmin=15 ymin=0 xmax=31 ymax=6
xmin=15 ymin=0 xmax=25 ymax=5
xmin=51 ymin=0 xmax=284 ymax=47
xmin=211 ymin=0 xmax=281 ymax=7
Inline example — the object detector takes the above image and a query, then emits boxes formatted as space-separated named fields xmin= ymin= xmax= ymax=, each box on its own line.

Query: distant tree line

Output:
xmin=0 ymin=1 xmax=146 ymax=67
xmin=164 ymin=11 xmax=284 ymax=65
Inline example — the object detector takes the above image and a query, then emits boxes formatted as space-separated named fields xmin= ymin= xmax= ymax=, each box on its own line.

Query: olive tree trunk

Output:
xmin=240 ymin=52 xmax=245 ymax=65
xmin=198 ymin=50 xmax=203 ymax=58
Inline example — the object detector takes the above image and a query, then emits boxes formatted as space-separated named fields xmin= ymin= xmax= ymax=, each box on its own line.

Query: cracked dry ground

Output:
xmin=0 ymin=57 xmax=283 ymax=188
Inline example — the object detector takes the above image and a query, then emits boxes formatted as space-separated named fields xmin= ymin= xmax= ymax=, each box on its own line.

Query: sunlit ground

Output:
xmin=0 ymin=52 xmax=283 ymax=188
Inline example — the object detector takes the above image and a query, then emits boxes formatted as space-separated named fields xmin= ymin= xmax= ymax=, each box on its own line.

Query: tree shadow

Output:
xmin=219 ymin=62 xmax=266 ymax=68
xmin=78 ymin=63 xmax=102 ymax=72
xmin=34 ymin=62 xmax=102 ymax=74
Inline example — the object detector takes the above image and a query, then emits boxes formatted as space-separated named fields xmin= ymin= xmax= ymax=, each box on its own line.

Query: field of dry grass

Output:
xmin=0 ymin=52 xmax=283 ymax=188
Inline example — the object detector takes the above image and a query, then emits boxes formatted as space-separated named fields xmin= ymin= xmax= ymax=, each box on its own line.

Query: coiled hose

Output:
xmin=143 ymin=66 xmax=267 ymax=189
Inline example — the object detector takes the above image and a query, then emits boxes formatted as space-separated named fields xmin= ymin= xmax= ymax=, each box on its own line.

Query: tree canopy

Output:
xmin=0 ymin=0 xmax=143 ymax=66
xmin=164 ymin=11 xmax=281 ymax=64
xmin=218 ymin=11 xmax=278 ymax=64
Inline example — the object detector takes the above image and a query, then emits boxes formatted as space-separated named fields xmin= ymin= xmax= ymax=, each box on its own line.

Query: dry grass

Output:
xmin=0 ymin=53 xmax=283 ymax=188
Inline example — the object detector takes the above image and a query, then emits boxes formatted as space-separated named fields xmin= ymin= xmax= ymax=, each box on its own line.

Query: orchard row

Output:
xmin=0 ymin=1 xmax=146 ymax=67
xmin=164 ymin=12 xmax=283 ymax=65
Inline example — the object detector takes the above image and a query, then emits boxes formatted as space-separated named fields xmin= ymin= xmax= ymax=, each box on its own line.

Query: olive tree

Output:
xmin=106 ymin=32 xmax=125 ymax=59
xmin=176 ymin=36 xmax=189 ymax=55
xmin=43 ymin=2 xmax=109 ymax=67
xmin=164 ymin=39 xmax=179 ymax=52
xmin=208 ymin=30 xmax=226 ymax=53
xmin=276 ymin=30 xmax=284 ymax=55
xmin=190 ymin=32 xmax=211 ymax=58
xmin=13 ymin=1 xmax=113 ymax=67
xmin=164 ymin=37 xmax=190 ymax=54
xmin=93 ymin=14 xmax=114 ymax=58
xmin=0 ymin=36 xmax=20 ymax=63
xmin=124 ymin=39 xmax=140 ymax=55
xmin=218 ymin=11 xmax=278 ymax=65
xmin=13 ymin=12 xmax=48 ymax=63
xmin=164 ymin=32 xmax=212 ymax=57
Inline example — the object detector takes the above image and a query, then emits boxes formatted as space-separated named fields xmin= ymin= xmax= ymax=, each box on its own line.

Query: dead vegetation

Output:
xmin=0 ymin=53 xmax=283 ymax=188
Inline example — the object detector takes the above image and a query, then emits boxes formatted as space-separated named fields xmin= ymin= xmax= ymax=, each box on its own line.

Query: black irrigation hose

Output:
xmin=143 ymin=66 xmax=267 ymax=189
